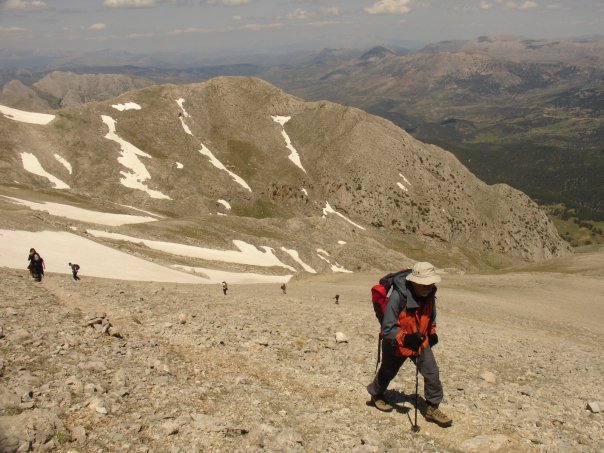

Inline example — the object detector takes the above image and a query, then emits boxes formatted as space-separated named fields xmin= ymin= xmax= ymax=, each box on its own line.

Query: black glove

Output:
xmin=429 ymin=333 xmax=438 ymax=347
xmin=403 ymin=333 xmax=424 ymax=351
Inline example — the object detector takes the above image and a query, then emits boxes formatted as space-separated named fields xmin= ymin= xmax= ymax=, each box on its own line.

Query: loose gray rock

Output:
xmin=335 ymin=332 xmax=349 ymax=343
xmin=586 ymin=401 xmax=600 ymax=413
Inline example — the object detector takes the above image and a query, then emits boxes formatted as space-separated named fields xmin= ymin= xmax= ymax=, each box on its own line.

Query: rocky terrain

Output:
xmin=1 ymin=247 xmax=603 ymax=452
xmin=1 ymin=72 xmax=152 ymax=110
xmin=261 ymin=37 xmax=604 ymax=219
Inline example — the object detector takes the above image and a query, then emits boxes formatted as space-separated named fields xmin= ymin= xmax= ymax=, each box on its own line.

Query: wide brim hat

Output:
xmin=406 ymin=262 xmax=441 ymax=285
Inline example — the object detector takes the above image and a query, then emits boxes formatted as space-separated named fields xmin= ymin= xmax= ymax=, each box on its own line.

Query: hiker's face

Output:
xmin=411 ymin=282 xmax=434 ymax=297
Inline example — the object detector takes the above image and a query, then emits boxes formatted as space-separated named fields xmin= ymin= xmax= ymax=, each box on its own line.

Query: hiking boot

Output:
xmin=425 ymin=405 xmax=452 ymax=427
xmin=370 ymin=395 xmax=393 ymax=412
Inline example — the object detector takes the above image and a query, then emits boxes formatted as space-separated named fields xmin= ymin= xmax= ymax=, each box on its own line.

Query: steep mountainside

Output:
xmin=0 ymin=71 xmax=153 ymax=110
xmin=0 ymin=79 xmax=52 ymax=110
xmin=0 ymin=77 xmax=570 ymax=277
xmin=261 ymin=37 xmax=604 ymax=220
xmin=32 ymin=71 xmax=154 ymax=108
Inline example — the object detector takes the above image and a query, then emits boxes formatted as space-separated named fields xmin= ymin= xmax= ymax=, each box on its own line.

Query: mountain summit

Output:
xmin=0 ymin=76 xmax=570 ymax=279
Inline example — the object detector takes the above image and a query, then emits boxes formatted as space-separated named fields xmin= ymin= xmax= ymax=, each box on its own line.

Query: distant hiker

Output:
xmin=334 ymin=294 xmax=340 ymax=305
xmin=27 ymin=248 xmax=45 ymax=282
xmin=222 ymin=281 xmax=228 ymax=296
xmin=281 ymin=283 xmax=287 ymax=294
xmin=68 ymin=262 xmax=81 ymax=281
xmin=367 ymin=262 xmax=452 ymax=428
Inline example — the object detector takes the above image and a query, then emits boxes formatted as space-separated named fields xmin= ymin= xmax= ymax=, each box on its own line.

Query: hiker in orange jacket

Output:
xmin=367 ymin=262 xmax=452 ymax=427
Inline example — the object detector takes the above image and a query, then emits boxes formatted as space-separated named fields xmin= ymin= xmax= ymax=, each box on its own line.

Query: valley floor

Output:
xmin=1 ymin=250 xmax=603 ymax=452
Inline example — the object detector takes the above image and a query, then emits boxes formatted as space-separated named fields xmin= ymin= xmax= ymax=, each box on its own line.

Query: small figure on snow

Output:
xmin=27 ymin=248 xmax=45 ymax=282
xmin=69 ymin=262 xmax=81 ymax=281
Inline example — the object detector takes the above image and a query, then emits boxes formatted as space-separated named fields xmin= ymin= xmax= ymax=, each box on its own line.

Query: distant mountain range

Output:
xmin=261 ymin=36 xmax=604 ymax=220
xmin=0 ymin=77 xmax=570 ymax=276
xmin=2 ymin=36 xmax=601 ymax=221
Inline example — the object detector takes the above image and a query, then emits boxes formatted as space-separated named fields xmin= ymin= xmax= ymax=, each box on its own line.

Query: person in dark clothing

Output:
xmin=222 ymin=281 xmax=228 ymax=296
xmin=334 ymin=294 xmax=340 ymax=305
xmin=68 ymin=262 xmax=81 ymax=281
xmin=27 ymin=248 xmax=45 ymax=282
xmin=367 ymin=262 xmax=452 ymax=427
xmin=281 ymin=283 xmax=287 ymax=294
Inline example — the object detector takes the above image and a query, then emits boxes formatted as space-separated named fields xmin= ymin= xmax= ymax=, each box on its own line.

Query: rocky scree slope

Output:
xmin=0 ymin=266 xmax=602 ymax=451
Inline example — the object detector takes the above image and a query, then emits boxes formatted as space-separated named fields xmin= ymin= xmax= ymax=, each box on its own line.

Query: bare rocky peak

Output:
xmin=0 ymin=76 xmax=571 ymax=270
xmin=0 ymin=79 xmax=51 ymax=110
xmin=32 ymin=71 xmax=153 ymax=107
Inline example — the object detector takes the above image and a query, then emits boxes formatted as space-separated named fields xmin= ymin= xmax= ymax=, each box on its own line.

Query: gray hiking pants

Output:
xmin=367 ymin=339 xmax=444 ymax=406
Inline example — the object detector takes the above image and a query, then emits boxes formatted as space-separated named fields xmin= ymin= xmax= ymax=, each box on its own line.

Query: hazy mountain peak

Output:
xmin=359 ymin=46 xmax=398 ymax=61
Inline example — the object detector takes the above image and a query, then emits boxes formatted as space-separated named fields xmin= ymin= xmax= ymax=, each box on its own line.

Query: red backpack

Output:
xmin=371 ymin=269 xmax=410 ymax=370
xmin=371 ymin=269 xmax=410 ymax=326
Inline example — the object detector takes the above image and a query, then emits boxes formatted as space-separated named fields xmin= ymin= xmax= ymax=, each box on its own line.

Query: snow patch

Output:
xmin=2 ymin=196 xmax=157 ymax=226
xmin=0 ymin=229 xmax=205 ymax=283
xmin=101 ymin=115 xmax=171 ymax=200
xmin=87 ymin=230 xmax=296 ymax=270
xmin=0 ymin=104 xmax=55 ymax=125
xmin=198 ymin=143 xmax=251 ymax=192
xmin=217 ymin=199 xmax=231 ymax=210
xmin=112 ymin=102 xmax=141 ymax=111
xmin=54 ymin=154 xmax=72 ymax=174
xmin=322 ymin=202 xmax=366 ymax=230
xmin=176 ymin=98 xmax=190 ymax=117
xmin=271 ymin=115 xmax=306 ymax=173
xmin=20 ymin=153 xmax=69 ymax=189
xmin=280 ymin=247 xmax=317 ymax=273
xmin=399 ymin=173 xmax=411 ymax=185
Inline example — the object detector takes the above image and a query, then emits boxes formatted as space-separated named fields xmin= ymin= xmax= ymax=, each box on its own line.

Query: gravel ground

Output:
xmin=1 ymin=253 xmax=603 ymax=452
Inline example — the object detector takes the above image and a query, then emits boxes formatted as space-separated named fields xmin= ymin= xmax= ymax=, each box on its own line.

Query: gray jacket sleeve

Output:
xmin=382 ymin=288 xmax=406 ymax=342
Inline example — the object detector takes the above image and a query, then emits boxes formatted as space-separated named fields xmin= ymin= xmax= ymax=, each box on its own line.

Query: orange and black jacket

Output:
xmin=381 ymin=273 xmax=437 ymax=357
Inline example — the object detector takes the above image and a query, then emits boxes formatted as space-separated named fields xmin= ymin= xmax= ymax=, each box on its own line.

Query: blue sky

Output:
xmin=1 ymin=0 xmax=602 ymax=57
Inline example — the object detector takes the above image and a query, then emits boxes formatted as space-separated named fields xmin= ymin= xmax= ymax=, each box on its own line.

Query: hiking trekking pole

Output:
xmin=412 ymin=345 xmax=422 ymax=433
xmin=375 ymin=336 xmax=382 ymax=372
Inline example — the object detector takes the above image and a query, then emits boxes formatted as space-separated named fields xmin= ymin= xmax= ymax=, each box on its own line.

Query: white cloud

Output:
xmin=286 ymin=7 xmax=338 ymax=20
xmin=89 ymin=23 xmax=108 ymax=30
xmin=365 ymin=0 xmax=412 ymax=15
xmin=241 ymin=22 xmax=284 ymax=31
xmin=519 ymin=1 xmax=539 ymax=9
xmin=2 ymin=0 xmax=47 ymax=10
xmin=0 ymin=26 xmax=27 ymax=33
xmin=207 ymin=0 xmax=252 ymax=5
xmin=504 ymin=0 xmax=539 ymax=9
xmin=287 ymin=8 xmax=310 ymax=20
xmin=103 ymin=0 xmax=155 ymax=8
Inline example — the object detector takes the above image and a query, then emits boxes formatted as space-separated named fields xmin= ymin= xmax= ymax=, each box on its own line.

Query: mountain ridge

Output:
xmin=0 ymin=76 xmax=571 ymax=278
